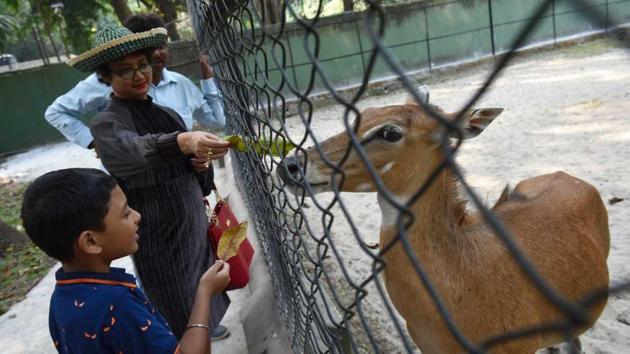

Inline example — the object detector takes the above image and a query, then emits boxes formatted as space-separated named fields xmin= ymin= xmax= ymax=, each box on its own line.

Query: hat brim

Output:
xmin=67 ymin=28 xmax=168 ymax=72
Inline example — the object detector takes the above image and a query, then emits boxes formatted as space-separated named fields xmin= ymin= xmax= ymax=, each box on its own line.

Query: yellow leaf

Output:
xmin=216 ymin=221 xmax=249 ymax=261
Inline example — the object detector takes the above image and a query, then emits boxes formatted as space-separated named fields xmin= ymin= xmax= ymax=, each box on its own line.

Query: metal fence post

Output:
xmin=354 ymin=19 xmax=367 ymax=73
xmin=488 ymin=0 xmax=496 ymax=55
xmin=605 ymin=0 xmax=610 ymax=33
xmin=424 ymin=6 xmax=432 ymax=72
xmin=552 ymin=0 xmax=557 ymax=45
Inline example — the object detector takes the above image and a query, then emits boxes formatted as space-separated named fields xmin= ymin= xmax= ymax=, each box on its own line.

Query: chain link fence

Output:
xmin=185 ymin=0 xmax=630 ymax=353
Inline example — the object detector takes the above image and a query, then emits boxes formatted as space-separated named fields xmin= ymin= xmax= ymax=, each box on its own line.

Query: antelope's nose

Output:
xmin=278 ymin=155 xmax=304 ymax=184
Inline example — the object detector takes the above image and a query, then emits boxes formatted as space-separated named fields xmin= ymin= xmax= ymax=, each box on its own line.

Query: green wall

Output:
xmin=238 ymin=0 xmax=630 ymax=97
xmin=0 ymin=64 xmax=88 ymax=154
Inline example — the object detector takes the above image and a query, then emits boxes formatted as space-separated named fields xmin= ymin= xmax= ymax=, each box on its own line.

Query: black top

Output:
xmin=90 ymin=95 xmax=186 ymax=178
xmin=112 ymin=96 xmax=184 ymax=136
xmin=90 ymin=95 xmax=215 ymax=196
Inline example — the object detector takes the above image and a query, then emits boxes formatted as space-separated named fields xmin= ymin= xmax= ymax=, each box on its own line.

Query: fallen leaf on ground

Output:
xmin=608 ymin=197 xmax=624 ymax=205
xmin=0 ymin=177 xmax=13 ymax=186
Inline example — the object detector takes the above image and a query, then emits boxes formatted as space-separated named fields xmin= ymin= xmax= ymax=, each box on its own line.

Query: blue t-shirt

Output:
xmin=50 ymin=267 xmax=179 ymax=353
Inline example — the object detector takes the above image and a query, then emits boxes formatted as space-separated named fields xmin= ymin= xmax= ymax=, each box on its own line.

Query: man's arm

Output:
xmin=44 ymin=73 xmax=111 ymax=148
xmin=194 ymin=78 xmax=226 ymax=130
xmin=190 ymin=55 xmax=226 ymax=131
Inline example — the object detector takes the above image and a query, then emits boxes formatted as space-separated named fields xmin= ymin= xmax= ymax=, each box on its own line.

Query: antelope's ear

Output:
xmin=404 ymin=85 xmax=430 ymax=105
xmin=455 ymin=108 xmax=503 ymax=139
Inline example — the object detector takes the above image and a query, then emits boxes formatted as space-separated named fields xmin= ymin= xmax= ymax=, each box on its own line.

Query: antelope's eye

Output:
xmin=380 ymin=126 xmax=403 ymax=142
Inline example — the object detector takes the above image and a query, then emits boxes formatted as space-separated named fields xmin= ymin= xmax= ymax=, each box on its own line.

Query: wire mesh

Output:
xmin=186 ymin=0 xmax=630 ymax=353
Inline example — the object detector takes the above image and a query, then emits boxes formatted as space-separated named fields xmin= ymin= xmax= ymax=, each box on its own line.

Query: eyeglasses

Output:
xmin=113 ymin=63 xmax=153 ymax=80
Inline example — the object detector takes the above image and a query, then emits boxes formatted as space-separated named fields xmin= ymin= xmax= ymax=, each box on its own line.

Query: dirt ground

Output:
xmin=279 ymin=39 xmax=630 ymax=353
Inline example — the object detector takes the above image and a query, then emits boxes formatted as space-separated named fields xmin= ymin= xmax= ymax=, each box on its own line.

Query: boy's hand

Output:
xmin=199 ymin=260 xmax=230 ymax=296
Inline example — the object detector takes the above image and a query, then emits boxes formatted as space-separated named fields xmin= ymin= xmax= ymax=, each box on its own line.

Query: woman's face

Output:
xmin=105 ymin=52 xmax=152 ymax=100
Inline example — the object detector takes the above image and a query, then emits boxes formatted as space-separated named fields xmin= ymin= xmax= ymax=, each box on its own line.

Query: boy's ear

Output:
xmin=77 ymin=231 xmax=103 ymax=255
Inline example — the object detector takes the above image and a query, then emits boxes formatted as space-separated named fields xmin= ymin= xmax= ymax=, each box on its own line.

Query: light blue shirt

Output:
xmin=45 ymin=68 xmax=225 ymax=148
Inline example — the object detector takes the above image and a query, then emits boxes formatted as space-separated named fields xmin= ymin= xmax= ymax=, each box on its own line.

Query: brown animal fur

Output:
xmin=279 ymin=100 xmax=610 ymax=354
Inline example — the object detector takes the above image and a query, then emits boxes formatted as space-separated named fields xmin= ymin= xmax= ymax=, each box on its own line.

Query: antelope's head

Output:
xmin=278 ymin=88 xmax=503 ymax=196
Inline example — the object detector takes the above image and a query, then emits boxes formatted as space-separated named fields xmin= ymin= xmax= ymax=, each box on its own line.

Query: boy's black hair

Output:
xmin=124 ymin=14 xmax=166 ymax=32
xmin=21 ymin=168 xmax=117 ymax=262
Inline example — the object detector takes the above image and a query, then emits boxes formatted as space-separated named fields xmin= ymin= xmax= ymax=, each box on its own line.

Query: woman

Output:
xmin=67 ymin=26 xmax=230 ymax=338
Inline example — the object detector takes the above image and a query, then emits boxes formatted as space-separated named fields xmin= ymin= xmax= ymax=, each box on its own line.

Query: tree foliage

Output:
xmin=59 ymin=0 xmax=110 ymax=52
xmin=1 ymin=0 xmax=109 ymax=54
xmin=0 ymin=0 xmax=186 ymax=56
xmin=0 ymin=13 xmax=17 ymax=51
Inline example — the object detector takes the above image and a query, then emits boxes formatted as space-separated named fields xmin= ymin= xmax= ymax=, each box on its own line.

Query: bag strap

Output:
xmin=214 ymin=188 xmax=225 ymax=204
xmin=204 ymin=188 xmax=225 ymax=226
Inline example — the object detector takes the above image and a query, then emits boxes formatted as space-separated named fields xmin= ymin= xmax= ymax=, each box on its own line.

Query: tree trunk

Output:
xmin=154 ymin=0 xmax=180 ymax=41
xmin=343 ymin=0 xmax=354 ymax=12
xmin=0 ymin=219 xmax=27 ymax=253
xmin=31 ymin=25 xmax=49 ymax=65
xmin=255 ymin=0 xmax=283 ymax=25
xmin=47 ymin=31 xmax=61 ymax=63
xmin=109 ymin=0 xmax=133 ymax=23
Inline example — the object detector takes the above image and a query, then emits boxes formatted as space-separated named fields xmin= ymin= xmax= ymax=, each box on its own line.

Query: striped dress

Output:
xmin=90 ymin=95 xmax=229 ymax=338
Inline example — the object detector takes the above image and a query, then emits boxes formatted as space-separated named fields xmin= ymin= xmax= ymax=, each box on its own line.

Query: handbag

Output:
xmin=205 ymin=189 xmax=254 ymax=290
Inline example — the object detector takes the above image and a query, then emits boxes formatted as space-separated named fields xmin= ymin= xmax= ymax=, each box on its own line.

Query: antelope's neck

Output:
xmin=378 ymin=169 xmax=468 ymax=253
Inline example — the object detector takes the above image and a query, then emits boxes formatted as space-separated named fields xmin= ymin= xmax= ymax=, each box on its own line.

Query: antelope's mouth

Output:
xmin=277 ymin=157 xmax=330 ymax=195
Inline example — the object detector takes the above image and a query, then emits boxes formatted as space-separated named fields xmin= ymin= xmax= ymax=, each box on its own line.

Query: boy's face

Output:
xmin=96 ymin=186 xmax=141 ymax=260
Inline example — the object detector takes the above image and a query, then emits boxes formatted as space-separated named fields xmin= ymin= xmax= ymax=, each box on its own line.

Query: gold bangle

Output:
xmin=186 ymin=323 xmax=211 ymax=331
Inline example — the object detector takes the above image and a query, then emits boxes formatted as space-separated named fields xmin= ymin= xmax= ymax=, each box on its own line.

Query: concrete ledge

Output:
xmin=215 ymin=155 xmax=293 ymax=354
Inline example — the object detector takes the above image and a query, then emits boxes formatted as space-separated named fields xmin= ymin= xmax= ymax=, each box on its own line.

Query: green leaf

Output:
xmin=224 ymin=134 xmax=296 ymax=157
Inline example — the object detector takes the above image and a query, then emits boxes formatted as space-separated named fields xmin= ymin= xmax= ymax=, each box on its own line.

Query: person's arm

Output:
xmin=191 ymin=55 xmax=226 ymax=131
xmin=178 ymin=260 xmax=230 ymax=354
xmin=90 ymin=113 xmax=183 ymax=175
xmin=90 ymin=112 xmax=229 ymax=176
xmin=44 ymin=73 xmax=111 ymax=148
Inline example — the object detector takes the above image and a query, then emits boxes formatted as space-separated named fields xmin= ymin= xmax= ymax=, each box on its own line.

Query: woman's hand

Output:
xmin=177 ymin=131 xmax=229 ymax=159
xmin=190 ymin=157 xmax=210 ymax=171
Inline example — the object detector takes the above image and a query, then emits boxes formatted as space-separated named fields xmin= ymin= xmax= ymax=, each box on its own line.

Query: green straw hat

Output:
xmin=67 ymin=25 xmax=168 ymax=72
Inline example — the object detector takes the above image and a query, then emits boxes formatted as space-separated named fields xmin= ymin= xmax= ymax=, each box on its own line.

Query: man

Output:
xmin=45 ymin=14 xmax=225 ymax=151
xmin=44 ymin=14 xmax=231 ymax=341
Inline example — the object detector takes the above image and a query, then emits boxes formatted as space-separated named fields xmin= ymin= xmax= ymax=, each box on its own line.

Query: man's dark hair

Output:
xmin=124 ymin=14 xmax=165 ymax=32
xmin=21 ymin=168 xmax=117 ymax=262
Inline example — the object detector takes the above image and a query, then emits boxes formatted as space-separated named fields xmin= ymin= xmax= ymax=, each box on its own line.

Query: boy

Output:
xmin=21 ymin=168 xmax=229 ymax=353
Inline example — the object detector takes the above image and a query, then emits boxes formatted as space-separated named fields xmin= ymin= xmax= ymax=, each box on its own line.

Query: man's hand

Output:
xmin=89 ymin=141 xmax=101 ymax=159
xmin=200 ymin=54 xmax=214 ymax=80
